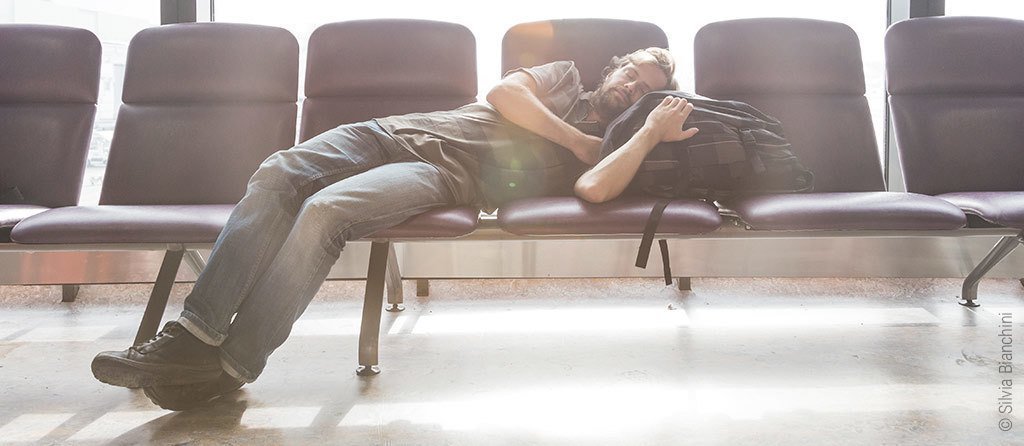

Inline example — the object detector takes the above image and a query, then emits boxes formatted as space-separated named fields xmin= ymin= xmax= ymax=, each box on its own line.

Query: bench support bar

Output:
xmin=385 ymin=243 xmax=404 ymax=312
xmin=62 ymin=284 xmax=79 ymax=302
xmin=960 ymin=231 xmax=1024 ymax=307
xmin=133 ymin=248 xmax=185 ymax=345
xmin=676 ymin=277 xmax=692 ymax=291
xmin=357 ymin=241 xmax=389 ymax=376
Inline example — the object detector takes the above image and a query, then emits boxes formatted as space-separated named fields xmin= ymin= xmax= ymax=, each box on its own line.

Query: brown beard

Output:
xmin=590 ymin=83 xmax=630 ymax=123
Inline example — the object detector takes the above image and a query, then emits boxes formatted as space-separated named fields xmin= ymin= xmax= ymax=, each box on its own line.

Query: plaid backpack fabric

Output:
xmin=601 ymin=91 xmax=814 ymax=201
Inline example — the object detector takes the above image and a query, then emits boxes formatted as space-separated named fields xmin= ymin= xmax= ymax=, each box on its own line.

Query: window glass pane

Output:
xmin=215 ymin=1 xmax=887 ymax=163
xmin=1 ymin=0 xmax=159 ymax=204
xmin=946 ymin=1 xmax=1024 ymax=19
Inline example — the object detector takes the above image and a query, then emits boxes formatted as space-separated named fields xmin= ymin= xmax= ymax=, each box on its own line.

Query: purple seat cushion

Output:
xmin=938 ymin=192 xmax=1024 ymax=229
xmin=11 ymin=205 xmax=234 ymax=244
xmin=369 ymin=206 xmax=480 ymax=238
xmin=1 ymin=205 xmax=49 ymax=242
xmin=727 ymin=192 xmax=966 ymax=231
xmin=498 ymin=197 xmax=721 ymax=235
xmin=11 ymin=204 xmax=479 ymax=244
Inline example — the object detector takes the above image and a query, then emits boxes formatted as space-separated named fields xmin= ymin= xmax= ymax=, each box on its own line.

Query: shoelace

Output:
xmin=131 ymin=323 xmax=178 ymax=352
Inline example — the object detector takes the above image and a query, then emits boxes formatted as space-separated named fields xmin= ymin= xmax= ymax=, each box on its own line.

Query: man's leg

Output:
xmin=178 ymin=122 xmax=406 ymax=345
xmin=141 ymin=161 xmax=454 ymax=411
xmin=218 ymin=161 xmax=453 ymax=382
xmin=92 ymin=122 xmax=410 ymax=388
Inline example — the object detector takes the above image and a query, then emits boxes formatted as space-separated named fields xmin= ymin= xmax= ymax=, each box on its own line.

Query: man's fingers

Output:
xmin=678 ymin=102 xmax=694 ymax=118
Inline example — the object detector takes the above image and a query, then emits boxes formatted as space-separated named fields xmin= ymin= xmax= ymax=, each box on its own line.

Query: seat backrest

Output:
xmin=0 ymin=25 xmax=100 ymax=207
xmin=300 ymin=19 xmax=477 ymax=141
xmin=100 ymin=23 xmax=298 ymax=205
xmin=695 ymin=18 xmax=883 ymax=193
xmin=887 ymin=16 xmax=1024 ymax=195
xmin=502 ymin=19 xmax=668 ymax=91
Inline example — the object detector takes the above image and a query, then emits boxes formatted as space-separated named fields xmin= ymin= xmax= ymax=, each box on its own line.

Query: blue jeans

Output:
xmin=176 ymin=121 xmax=460 ymax=382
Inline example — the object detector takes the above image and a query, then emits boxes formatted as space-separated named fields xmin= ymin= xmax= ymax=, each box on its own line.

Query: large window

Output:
xmin=946 ymin=1 xmax=1024 ymax=19
xmin=215 ymin=0 xmax=887 ymax=161
xmin=2 ymin=0 xmax=159 ymax=204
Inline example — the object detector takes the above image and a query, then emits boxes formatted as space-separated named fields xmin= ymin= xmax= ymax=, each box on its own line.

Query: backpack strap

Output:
xmin=636 ymin=199 xmax=674 ymax=285
xmin=658 ymin=239 xmax=672 ymax=286
xmin=739 ymin=129 xmax=766 ymax=174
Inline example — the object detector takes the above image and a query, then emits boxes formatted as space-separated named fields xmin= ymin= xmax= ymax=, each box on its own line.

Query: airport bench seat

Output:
xmin=11 ymin=205 xmax=480 ymax=245
xmin=498 ymin=197 xmax=721 ymax=236
xmin=1 ymin=205 xmax=49 ymax=242
xmin=726 ymin=192 xmax=967 ymax=231
xmin=11 ymin=205 xmax=234 ymax=244
xmin=370 ymin=207 xmax=480 ymax=239
xmin=937 ymin=192 xmax=1024 ymax=230
xmin=0 ymin=24 xmax=101 ymax=243
xmin=886 ymin=16 xmax=1024 ymax=306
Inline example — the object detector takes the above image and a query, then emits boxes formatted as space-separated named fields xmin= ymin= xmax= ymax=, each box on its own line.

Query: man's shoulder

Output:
xmin=530 ymin=60 xmax=577 ymax=76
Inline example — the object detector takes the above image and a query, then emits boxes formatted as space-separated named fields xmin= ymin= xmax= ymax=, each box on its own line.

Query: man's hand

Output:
xmin=574 ymin=96 xmax=700 ymax=203
xmin=644 ymin=96 xmax=699 ymax=143
xmin=570 ymin=134 xmax=603 ymax=165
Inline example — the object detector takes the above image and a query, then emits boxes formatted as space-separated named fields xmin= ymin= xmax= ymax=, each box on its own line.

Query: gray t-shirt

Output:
xmin=375 ymin=61 xmax=597 ymax=211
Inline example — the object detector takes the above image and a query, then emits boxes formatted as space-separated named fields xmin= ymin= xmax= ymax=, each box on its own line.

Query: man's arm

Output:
xmin=486 ymin=71 xmax=601 ymax=165
xmin=574 ymin=97 xmax=698 ymax=203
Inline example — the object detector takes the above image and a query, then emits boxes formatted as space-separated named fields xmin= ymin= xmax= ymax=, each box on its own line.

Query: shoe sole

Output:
xmin=91 ymin=354 xmax=221 ymax=388
xmin=143 ymin=382 xmax=244 ymax=411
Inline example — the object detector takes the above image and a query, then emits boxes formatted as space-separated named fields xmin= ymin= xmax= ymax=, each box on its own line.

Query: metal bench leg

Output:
xmin=357 ymin=241 xmax=389 ymax=376
xmin=385 ymin=243 xmax=404 ymax=312
xmin=134 ymin=248 xmax=185 ymax=345
xmin=61 ymin=284 xmax=79 ymax=302
xmin=676 ymin=277 xmax=691 ymax=291
xmin=416 ymin=279 xmax=430 ymax=297
xmin=959 ymin=231 xmax=1024 ymax=307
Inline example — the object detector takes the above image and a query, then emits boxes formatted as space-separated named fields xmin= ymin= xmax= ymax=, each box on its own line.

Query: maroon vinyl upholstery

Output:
xmin=13 ymin=23 xmax=299 ymax=244
xmin=300 ymin=19 xmax=479 ymax=239
xmin=371 ymin=207 xmax=481 ymax=239
xmin=727 ymin=192 xmax=965 ymax=231
xmin=695 ymin=18 xmax=966 ymax=231
xmin=500 ymin=197 xmax=721 ymax=236
xmin=0 ymin=25 xmax=100 ymax=242
xmin=300 ymin=19 xmax=477 ymax=141
xmin=101 ymin=23 xmax=298 ymax=206
xmin=696 ymin=18 xmax=881 ymax=193
xmin=887 ymin=17 xmax=1024 ymax=230
xmin=0 ymin=205 xmax=49 ymax=242
xmin=938 ymin=192 xmax=1024 ymax=230
xmin=11 ymin=205 xmax=234 ymax=244
xmin=502 ymin=19 xmax=668 ymax=91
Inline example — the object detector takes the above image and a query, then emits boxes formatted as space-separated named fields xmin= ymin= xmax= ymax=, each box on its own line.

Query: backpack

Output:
xmin=601 ymin=91 xmax=814 ymax=201
xmin=600 ymin=91 xmax=814 ymax=284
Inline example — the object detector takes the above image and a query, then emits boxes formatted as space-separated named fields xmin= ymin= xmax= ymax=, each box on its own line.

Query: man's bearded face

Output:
xmin=591 ymin=60 xmax=670 ymax=122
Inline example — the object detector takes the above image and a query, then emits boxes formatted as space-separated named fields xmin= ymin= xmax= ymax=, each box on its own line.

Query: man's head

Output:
xmin=591 ymin=47 xmax=677 ymax=123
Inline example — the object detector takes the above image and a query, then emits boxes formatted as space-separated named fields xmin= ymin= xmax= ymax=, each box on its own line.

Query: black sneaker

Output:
xmin=92 ymin=321 xmax=222 ymax=388
xmin=143 ymin=372 xmax=245 ymax=411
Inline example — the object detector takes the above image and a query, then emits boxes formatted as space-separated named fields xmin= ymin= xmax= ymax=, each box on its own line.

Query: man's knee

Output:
xmin=295 ymin=196 xmax=355 ymax=249
xmin=246 ymin=150 xmax=299 ymax=192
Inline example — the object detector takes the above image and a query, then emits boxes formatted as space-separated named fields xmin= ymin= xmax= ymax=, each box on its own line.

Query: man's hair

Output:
xmin=601 ymin=47 xmax=679 ymax=90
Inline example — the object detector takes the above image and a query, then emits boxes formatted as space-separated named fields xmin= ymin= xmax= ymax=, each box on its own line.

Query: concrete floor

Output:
xmin=0 ymin=277 xmax=1022 ymax=445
